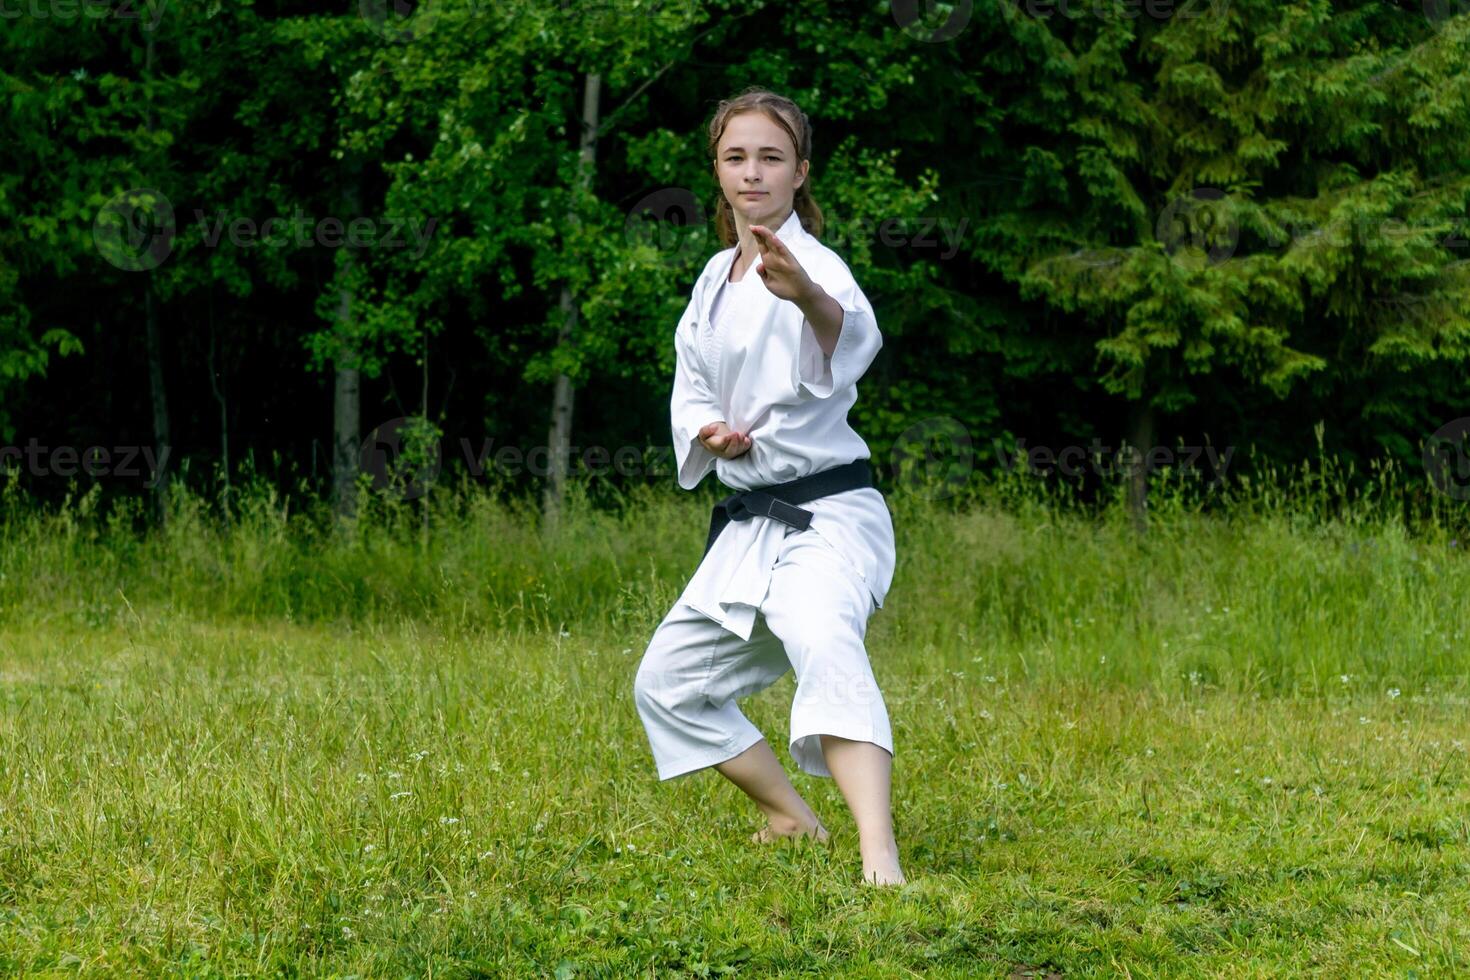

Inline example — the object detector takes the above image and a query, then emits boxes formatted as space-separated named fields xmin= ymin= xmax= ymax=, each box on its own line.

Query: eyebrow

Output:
xmin=723 ymin=146 xmax=786 ymax=153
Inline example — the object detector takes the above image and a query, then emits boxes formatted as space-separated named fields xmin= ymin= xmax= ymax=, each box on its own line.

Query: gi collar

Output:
xmin=710 ymin=207 xmax=807 ymax=292
xmin=726 ymin=207 xmax=804 ymax=266
xmin=771 ymin=207 xmax=804 ymax=248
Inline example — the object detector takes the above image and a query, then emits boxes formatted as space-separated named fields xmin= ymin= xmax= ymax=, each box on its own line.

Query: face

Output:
xmin=713 ymin=110 xmax=808 ymax=231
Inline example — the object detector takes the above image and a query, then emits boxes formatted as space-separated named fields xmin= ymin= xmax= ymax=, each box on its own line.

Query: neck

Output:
xmin=730 ymin=205 xmax=792 ymax=273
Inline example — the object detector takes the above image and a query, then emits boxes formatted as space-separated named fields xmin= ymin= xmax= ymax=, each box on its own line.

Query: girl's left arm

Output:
xmin=746 ymin=224 xmax=882 ymax=400
xmin=794 ymin=282 xmax=844 ymax=357
xmin=790 ymin=264 xmax=882 ymax=401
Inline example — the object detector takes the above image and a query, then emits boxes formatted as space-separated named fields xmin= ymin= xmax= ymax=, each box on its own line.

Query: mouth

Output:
xmin=740 ymin=192 xmax=766 ymax=198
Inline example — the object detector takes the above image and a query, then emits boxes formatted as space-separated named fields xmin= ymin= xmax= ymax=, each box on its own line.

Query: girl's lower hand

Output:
xmin=698 ymin=421 xmax=752 ymax=459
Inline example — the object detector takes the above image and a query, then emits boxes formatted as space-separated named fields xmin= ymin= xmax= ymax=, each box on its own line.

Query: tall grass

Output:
xmin=1 ymin=446 xmax=1465 ymax=698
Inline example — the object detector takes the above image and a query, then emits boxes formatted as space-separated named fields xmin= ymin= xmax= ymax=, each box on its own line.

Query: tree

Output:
xmin=985 ymin=0 xmax=1470 ymax=526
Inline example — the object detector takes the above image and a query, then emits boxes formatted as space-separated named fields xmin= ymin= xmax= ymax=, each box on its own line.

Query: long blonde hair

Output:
xmin=706 ymin=87 xmax=825 ymax=247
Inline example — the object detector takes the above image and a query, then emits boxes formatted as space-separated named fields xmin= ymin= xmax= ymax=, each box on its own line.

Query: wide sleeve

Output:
xmin=670 ymin=281 xmax=725 ymax=490
xmin=792 ymin=259 xmax=883 ymax=400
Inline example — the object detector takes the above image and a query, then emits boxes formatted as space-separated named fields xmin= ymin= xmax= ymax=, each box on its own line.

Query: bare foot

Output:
xmin=860 ymin=865 xmax=906 ymax=887
xmin=859 ymin=843 xmax=905 ymax=886
xmin=750 ymin=814 xmax=830 ymax=845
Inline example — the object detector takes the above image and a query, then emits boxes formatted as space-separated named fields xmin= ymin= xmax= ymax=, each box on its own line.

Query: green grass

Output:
xmin=1 ymin=456 xmax=1468 ymax=976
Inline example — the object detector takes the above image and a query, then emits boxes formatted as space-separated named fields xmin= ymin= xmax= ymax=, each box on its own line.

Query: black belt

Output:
xmin=703 ymin=458 xmax=875 ymax=556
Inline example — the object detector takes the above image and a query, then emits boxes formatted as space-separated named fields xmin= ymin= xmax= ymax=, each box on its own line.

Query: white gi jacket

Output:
xmin=669 ymin=207 xmax=896 ymax=640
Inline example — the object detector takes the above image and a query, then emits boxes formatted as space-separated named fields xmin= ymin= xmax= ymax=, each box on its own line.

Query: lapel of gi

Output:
xmin=698 ymin=208 xmax=804 ymax=332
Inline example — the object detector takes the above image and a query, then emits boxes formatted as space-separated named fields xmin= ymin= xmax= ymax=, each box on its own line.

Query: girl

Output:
xmin=633 ymin=88 xmax=903 ymax=887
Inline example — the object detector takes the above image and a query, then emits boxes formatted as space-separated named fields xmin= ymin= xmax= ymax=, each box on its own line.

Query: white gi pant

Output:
xmin=633 ymin=528 xmax=893 ymax=781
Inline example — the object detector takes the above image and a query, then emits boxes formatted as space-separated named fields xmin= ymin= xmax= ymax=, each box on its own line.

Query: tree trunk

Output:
xmin=332 ymin=298 xmax=361 ymax=523
xmin=206 ymin=287 xmax=230 ymax=519
xmin=542 ymin=71 xmax=602 ymax=533
xmin=1123 ymin=390 xmax=1154 ymax=534
xmin=332 ymin=169 xmax=363 ymax=524
xmin=143 ymin=31 xmax=171 ymax=526
xmin=544 ymin=295 xmax=577 ymax=531
xmin=145 ymin=280 xmax=171 ymax=525
xmin=420 ymin=323 xmax=430 ymax=544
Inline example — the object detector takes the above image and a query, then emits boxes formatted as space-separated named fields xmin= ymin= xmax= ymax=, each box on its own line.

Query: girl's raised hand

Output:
xmin=749 ymin=224 xmax=814 ymax=304
xmin=698 ymin=420 xmax=752 ymax=459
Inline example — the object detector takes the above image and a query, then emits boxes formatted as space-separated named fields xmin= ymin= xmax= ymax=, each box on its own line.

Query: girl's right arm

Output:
xmin=671 ymin=282 xmax=725 ymax=490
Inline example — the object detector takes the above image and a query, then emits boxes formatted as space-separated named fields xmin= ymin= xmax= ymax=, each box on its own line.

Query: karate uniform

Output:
xmin=633 ymin=208 xmax=897 ymax=781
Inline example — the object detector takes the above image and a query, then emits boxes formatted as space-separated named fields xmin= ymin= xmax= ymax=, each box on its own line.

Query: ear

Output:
xmin=793 ymin=159 xmax=809 ymax=191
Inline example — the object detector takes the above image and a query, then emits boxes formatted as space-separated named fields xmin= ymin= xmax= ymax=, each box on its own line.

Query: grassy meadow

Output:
xmin=1 ymin=455 xmax=1468 ymax=977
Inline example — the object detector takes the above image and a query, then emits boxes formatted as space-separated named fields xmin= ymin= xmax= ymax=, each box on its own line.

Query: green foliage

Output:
xmin=0 ymin=0 xmax=1467 ymax=508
